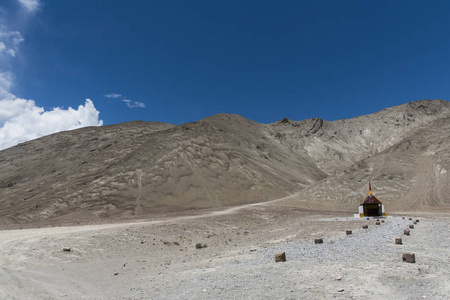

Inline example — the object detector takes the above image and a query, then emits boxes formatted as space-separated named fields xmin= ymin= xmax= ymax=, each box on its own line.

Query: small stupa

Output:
xmin=357 ymin=183 xmax=386 ymax=217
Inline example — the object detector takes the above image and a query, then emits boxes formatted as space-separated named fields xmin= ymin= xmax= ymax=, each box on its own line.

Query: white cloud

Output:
xmin=0 ymin=27 xmax=24 ymax=58
xmin=0 ymin=0 xmax=103 ymax=151
xmin=132 ymin=101 xmax=146 ymax=108
xmin=106 ymin=93 xmax=146 ymax=108
xmin=104 ymin=93 xmax=122 ymax=98
xmin=0 ymin=71 xmax=15 ymax=100
xmin=122 ymin=99 xmax=146 ymax=108
xmin=17 ymin=0 xmax=41 ymax=13
xmin=0 ymin=23 xmax=24 ymax=99
xmin=0 ymin=99 xmax=103 ymax=150
xmin=0 ymin=97 xmax=36 ymax=122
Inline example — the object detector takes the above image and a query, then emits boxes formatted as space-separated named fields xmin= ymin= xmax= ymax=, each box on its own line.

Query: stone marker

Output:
xmin=404 ymin=228 xmax=410 ymax=235
xmin=362 ymin=225 xmax=368 ymax=229
xmin=275 ymin=252 xmax=286 ymax=262
xmin=402 ymin=252 xmax=415 ymax=263
xmin=366 ymin=218 xmax=369 ymax=220
xmin=409 ymin=218 xmax=412 ymax=220
xmin=381 ymin=220 xmax=385 ymax=223
xmin=314 ymin=238 xmax=323 ymax=244
xmin=395 ymin=237 xmax=402 ymax=245
xmin=402 ymin=217 xmax=405 ymax=219
xmin=376 ymin=221 xmax=381 ymax=225
xmin=346 ymin=230 xmax=352 ymax=236
xmin=413 ymin=221 xmax=417 ymax=225
xmin=409 ymin=224 xmax=414 ymax=229
xmin=62 ymin=247 xmax=71 ymax=252
xmin=416 ymin=219 xmax=420 ymax=223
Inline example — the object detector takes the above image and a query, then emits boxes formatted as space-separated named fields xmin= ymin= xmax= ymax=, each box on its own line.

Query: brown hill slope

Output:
xmin=1 ymin=99 xmax=450 ymax=223
xmin=0 ymin=114 xmax=327 ymax=223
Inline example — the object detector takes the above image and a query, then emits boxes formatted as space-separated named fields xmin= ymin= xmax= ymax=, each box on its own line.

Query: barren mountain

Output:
xmin=280 ymin=108 xmax=450 ymax=212
xmin=1 ymin=99 xmax=449 ymax=223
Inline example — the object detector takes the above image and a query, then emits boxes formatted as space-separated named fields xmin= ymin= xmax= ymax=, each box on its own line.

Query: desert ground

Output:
xmin=0 ymin=196 xmax=449 ymax=300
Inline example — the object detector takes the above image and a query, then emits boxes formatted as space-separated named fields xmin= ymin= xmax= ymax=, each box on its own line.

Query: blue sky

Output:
xmin=1 ymin=0 xmax=450 ymax=148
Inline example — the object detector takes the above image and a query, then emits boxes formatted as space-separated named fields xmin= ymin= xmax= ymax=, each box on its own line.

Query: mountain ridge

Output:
xmin=1 ymin=99 xmax=449 ymax=223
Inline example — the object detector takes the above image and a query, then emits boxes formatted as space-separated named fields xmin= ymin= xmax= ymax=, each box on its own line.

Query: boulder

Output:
xmin=402 ymin=252 xmax=415 ymax=263
xmin=409 ymin=224 xmax=414 ymax=229
xmin=395 ymin=237 xmax=402 ymax=245
xmin=275 ymin=252 xmax=286 ymax=262
xmin=404 ymin=229 xmax=410 ymax=235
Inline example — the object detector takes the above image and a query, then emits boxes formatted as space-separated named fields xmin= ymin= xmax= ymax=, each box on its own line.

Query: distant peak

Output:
xmin=201 ymin=113 xmax=245 ymax=121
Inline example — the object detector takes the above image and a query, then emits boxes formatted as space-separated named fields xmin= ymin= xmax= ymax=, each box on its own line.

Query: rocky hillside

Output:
xmin=1 ymin=99 xmax=449 ymax=223
xmin=280 ymin=109 xmax=450 ymax=212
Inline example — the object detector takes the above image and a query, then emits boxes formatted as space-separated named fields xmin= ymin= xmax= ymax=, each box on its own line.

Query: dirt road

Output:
xmin=0 ymin=203 xmax=449 ymax=299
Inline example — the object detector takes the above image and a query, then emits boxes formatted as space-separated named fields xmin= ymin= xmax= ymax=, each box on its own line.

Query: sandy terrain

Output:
xmin=0 ymin=198 xmax=449 ymax=299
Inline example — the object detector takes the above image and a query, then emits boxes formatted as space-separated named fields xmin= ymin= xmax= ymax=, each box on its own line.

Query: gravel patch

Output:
xmin=136 ymin=217 xmax=450 ymax=300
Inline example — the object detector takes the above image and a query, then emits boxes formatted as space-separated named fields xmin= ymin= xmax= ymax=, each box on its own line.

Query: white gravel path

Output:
xmin=134 ymin=217 xmax=450 ymax=300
